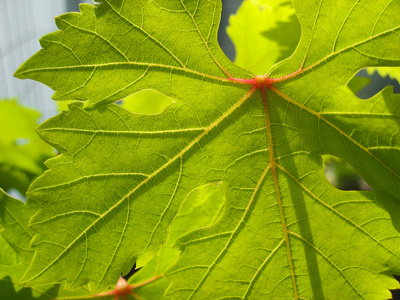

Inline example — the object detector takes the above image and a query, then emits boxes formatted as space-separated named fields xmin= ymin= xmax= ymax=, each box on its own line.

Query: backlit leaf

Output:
xmin=14 ymin=0 xmax=400 ymax=298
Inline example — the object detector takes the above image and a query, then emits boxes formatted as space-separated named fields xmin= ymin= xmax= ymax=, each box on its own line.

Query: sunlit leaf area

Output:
xmin=1 ymin=1 xmax=400 ymax=299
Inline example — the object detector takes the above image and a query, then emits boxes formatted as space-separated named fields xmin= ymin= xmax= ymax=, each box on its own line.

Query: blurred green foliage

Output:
xmin=0 ymin=99 xmax=54 ymax=194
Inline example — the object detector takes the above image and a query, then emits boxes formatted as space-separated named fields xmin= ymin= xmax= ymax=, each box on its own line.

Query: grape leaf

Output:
xmin=0 ymin=100 xmax=54 ymax=194
xmin=14 ymin=0 xmax=400 ymax=298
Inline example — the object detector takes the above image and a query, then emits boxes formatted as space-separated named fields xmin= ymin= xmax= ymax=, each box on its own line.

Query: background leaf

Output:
xmin=367 ymin=67 xmax=400 ymax=85
xmin=0 ymin=100 xmax=53 ymax=194
xmin=227 ymin=0 xmax=298 ymax=74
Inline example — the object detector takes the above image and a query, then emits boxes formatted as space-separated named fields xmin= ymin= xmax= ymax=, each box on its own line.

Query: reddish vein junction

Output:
xmin=229 ymin=74 xmax=274 ymax=88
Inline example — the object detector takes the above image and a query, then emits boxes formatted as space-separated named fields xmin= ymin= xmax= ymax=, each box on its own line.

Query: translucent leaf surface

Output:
xmin=14 ymin=0 xmax=400 ymax=298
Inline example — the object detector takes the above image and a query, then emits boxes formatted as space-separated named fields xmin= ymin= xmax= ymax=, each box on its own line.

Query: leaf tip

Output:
xmin=14 ymin=63 xmax=26 ymax=79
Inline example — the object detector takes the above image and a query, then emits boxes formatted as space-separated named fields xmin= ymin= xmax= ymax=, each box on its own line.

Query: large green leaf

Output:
xmin=14 ymin=0 xmax=400 ymax=298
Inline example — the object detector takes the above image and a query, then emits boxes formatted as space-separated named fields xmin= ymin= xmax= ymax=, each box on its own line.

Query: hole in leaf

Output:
xmin=323 ymin=155 xmax=371 ymax=191
xmin=121 ymin=90 xmax=173 ymax=115
xmin=347 ymin=74 xmax=372 ymax=95
xmin=6 ymin=188 xmax=26 ymax=202
xmin=218 ymin=0 xmax=243 ymax=61
xmin=226 ymin=0 xmax=301 ymax=74
xmin=348 ymin=68 xmax=400 ymax=99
